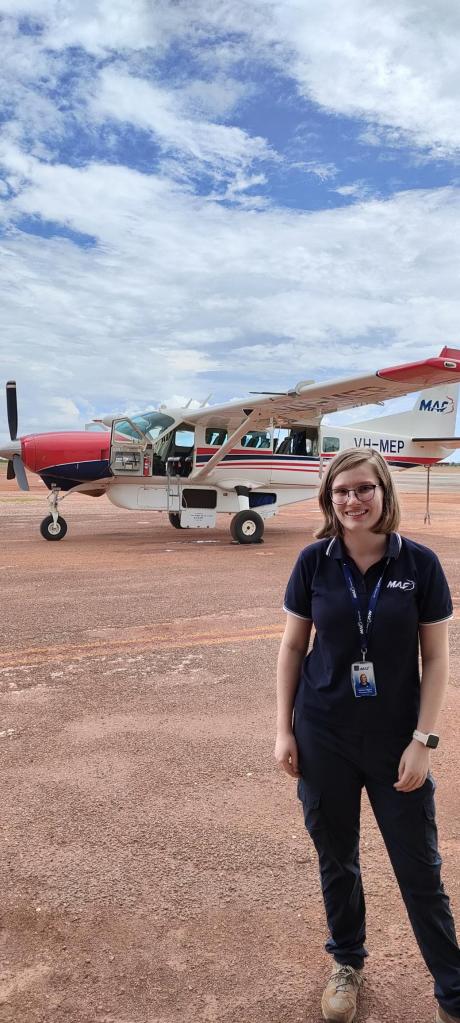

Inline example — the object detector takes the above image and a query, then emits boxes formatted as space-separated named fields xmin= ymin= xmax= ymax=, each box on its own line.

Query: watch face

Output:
xmin=426 ymin=734 xmax=439 ymax=749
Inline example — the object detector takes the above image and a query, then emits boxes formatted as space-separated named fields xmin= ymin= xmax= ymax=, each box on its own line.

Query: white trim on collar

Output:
xmin=325 ymin=537 xmax=337 ymax=557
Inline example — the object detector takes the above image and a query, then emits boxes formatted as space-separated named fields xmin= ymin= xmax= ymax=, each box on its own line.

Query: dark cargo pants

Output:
xmin=294 ymin=716 xmax=460 ymax=1017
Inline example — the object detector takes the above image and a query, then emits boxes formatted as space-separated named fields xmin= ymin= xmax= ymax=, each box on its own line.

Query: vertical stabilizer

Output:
xmin=353 ymin=384 xmax=459 ymax=438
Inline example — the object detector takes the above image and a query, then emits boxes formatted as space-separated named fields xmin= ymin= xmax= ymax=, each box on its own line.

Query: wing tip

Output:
xmin=378 ymin=353 xmax=460 ymax=383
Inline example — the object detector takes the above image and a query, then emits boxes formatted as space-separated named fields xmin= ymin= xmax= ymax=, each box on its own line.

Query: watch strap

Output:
xmin=413 ymin=729 xmax=439 ymax=748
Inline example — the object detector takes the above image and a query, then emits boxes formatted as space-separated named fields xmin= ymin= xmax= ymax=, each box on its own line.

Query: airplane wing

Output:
xmin=183 ymin=347 xmax=460 ymax=431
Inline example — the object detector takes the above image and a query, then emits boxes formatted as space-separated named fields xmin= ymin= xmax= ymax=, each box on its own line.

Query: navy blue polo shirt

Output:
xmin=284 ymin=533 xmax=453 ymax=735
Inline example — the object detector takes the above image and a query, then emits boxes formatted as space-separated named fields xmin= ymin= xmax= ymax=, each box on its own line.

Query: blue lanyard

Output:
xmin=341 ymin=559 xmax=390 ymax=660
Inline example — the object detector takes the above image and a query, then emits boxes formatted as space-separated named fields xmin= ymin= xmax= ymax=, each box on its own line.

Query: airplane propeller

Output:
xmin=3 ymin=381 xmax=29 ymax=491
xmin=6 ymin=380 xmax=18 ymax=441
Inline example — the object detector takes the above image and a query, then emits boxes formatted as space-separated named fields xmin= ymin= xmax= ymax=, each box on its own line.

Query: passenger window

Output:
xmin=323 ymin=436 xmax=340 ymax=453
xmin=205 ymin=428 xmax=228 ymax=446
xmin=240 ymin=431 xmax=271 ymax=449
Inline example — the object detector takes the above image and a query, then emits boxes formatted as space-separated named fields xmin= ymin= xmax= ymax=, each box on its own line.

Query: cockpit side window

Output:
xmin=131 ymin=412 xmax=175 ymax=441
xmin=113 ymin=420 xmax=143 ymax=442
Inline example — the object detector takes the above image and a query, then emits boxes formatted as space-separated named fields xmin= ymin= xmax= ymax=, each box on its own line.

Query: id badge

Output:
xmin=351 ymin=661 xmax=377 ymax=698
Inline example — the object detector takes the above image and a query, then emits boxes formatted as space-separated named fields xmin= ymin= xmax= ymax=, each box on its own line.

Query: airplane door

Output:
xmin=110 ymin=417 xmax=152 ymax=477
xmin=165 ymin=425 xmax=195 ymax=477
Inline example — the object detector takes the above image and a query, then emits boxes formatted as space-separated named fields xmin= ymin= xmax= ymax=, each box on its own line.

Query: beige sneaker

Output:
xmin=321 ymin=963 xmax=364 ymax=1023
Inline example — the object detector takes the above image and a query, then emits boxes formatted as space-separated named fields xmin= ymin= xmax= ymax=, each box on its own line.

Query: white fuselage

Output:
xmin=105 ymin=419 xmax=450 ymax=522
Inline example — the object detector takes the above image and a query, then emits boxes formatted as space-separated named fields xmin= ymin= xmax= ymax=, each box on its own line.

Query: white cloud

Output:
xmin=3 ymin=1 xmax=460 ymax=444
xmin=49 ymin=397 xmax=80 ymax=420
xmin=0 ymin=16 xmax=65 ymax=152
xmin=42 ymin=1 xmax=180 ymax=56
xmin=181 ymin=0 xmax=460 ymax=157
xmin=303 ymin=162 xmax=338 ymax=181
xmin=2 ymin=143 xmax=460 ymax=438
xmin=147 ymin=347 xmax=217 ymax=375
xmin=89 ymin=69 xmax=272 ymax=176
xmin=177 ymin=77 xmax=251 ymax=120
xmin=208 ymin=172 xmax=268 ymax=207
xmin=254 ymin=0 xmax=460 ymax=157
xmin=4 ymin=1 xmax=460 ymax=171
xmin=334 ymin=181 xmax=372 ymax=200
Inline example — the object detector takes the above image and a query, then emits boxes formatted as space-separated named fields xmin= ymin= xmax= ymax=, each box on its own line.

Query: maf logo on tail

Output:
xmin=418 ymin=396 xmax=454 ymax=413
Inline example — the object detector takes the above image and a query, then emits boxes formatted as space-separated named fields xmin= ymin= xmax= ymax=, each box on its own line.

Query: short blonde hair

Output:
xmin=315 ymin=448 xmax=400 ymax=539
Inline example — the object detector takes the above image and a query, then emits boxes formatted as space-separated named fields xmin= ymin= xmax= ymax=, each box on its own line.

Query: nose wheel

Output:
xmin=40 ymin=514 xmax=68 ymax=541
xmin=39 ymin=486 xmax=68 ymax=540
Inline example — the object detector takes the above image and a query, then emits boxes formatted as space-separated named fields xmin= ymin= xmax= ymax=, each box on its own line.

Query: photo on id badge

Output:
xmin=351 ymin=662 xmax=377 ymax=697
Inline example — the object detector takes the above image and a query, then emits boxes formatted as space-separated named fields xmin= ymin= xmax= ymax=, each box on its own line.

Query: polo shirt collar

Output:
xmin=325 ymin=532 xmax=401 ymax=560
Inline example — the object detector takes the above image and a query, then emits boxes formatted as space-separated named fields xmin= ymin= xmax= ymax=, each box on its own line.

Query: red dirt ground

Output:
xmin=0 ymin=471 xmax=459 ymax=1023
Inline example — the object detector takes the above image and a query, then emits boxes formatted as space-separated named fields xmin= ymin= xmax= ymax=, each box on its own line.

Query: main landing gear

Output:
xmin=40 ymin=486 xmax=68 ymax=541
xmin=229 ymin=487 xmax=265 ymax=544
xmin=230 ymin=510 xmax=264 ymax=544
xmin=168 ymin=512 xmax=184 ymax=529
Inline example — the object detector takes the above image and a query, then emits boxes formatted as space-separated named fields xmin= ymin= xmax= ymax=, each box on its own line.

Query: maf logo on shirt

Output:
xmin=387 ymin=579 xmax=415 ymax=591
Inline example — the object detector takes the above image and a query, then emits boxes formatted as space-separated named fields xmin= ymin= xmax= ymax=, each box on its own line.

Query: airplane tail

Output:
xmin=354 ymin=383 xmax=459 ymax=439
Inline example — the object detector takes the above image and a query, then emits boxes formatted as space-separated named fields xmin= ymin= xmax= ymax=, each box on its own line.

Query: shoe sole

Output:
xmin=321 ymin=1012 xmax=356 ymax=1023
xmin=321 ymin=996 xmax=356 ymax=1023
xmin=321 ymin=1017 xmax=356 ymax=1023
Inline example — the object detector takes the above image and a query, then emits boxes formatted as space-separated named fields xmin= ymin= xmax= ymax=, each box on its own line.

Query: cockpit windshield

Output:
xmin=116 ymin=412 xmax=175 ymax=441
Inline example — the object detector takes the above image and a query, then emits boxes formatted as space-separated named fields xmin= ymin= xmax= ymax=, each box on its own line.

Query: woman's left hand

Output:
xmin=394 ymin=739 xmax=430 ymax=792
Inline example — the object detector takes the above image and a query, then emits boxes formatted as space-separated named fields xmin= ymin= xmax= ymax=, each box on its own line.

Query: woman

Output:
xmin=275 ymin=448 xmax=460 ymax=1023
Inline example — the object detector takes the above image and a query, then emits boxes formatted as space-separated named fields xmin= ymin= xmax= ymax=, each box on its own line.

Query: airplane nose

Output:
xmin=0 ymin=440 xmax=21 ymax=459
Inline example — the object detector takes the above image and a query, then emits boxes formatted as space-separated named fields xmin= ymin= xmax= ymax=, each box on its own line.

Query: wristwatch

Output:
xmin=413 ymin=729 xmax=440 ymax=749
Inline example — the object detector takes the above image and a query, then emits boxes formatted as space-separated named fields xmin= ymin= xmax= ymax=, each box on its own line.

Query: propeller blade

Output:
xmin=6 ymin=381 xmax=18 ymax=441
xmin=12 ymin=454 xmax=29 ymax=491
xmin=6 ymin=459 xmax=15 ymax=480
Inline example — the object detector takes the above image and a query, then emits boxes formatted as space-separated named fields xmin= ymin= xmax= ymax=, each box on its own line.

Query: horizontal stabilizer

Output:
xmin=412 ymin=437 xmax=460 ymax=448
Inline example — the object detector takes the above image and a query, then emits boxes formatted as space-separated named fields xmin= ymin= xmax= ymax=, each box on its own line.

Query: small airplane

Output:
xmin=2 ymin=345 xmax=460 ymax=544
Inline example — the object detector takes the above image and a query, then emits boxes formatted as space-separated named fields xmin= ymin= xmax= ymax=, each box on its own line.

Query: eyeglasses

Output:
xmin=330 ymin=483 xmax=380 ymax=506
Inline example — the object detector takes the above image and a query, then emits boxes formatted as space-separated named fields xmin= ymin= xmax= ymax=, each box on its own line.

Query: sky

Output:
xmin=1 ymin=0 xmax=460 ymax=441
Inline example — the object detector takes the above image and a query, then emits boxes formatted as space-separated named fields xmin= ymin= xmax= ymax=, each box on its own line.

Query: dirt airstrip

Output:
xmin=0 ymin=469 xmax=459 ymax=1023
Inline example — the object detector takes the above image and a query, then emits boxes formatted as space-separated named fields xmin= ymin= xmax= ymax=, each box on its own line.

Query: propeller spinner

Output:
xmin=2 ymin=381 xmax=29 ymax=491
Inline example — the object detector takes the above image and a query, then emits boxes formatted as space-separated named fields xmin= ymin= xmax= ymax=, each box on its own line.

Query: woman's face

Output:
xmin=330 ymin=463 xmax=384 ymax=536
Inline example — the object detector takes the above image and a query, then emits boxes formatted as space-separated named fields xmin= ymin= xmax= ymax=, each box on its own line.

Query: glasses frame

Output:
xmin=330 ymin=483 xmax=381 ymax=506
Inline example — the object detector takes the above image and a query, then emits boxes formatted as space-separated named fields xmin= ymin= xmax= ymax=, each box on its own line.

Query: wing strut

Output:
xmin=190 ymin=411 xmax=258 ymax=483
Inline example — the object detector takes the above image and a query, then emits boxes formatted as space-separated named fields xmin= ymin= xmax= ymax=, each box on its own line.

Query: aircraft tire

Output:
xmin=168 ymin=512 xmax=184 ymax=529
xmin=230 ymin=510 xmax=264 ymax=544
xmin=40 ymin=514 xmax=68 ymax=541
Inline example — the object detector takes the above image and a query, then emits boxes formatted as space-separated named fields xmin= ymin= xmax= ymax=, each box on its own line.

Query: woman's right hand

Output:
xmin=274 ymin=729 xmax=300 ymax=778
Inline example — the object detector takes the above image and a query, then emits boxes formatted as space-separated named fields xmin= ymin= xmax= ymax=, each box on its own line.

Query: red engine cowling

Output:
xmin=21 ymin=432 xmax=111 ymax=473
